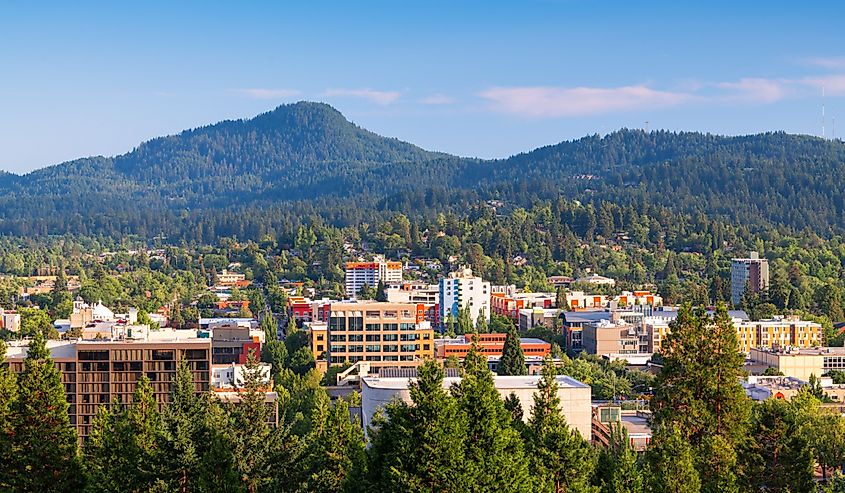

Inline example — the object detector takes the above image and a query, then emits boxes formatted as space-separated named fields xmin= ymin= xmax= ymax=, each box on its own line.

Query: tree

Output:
xmin=19 ymin=306 xmax=59 ymax=339
xmin=476 ymin=311 xmax=489 ymax=333
xmin=644 ymin=427 xmax=701 ymax=493
xmin=0 ymin=340 xmax=17 ymax=490
xmin=650 ymin=303 xmax=750 ymax=492
xmin=497 ymin=323 xmax=527 ymax=376
xmin=9 ymin=332 xmax=83 ymax=492
xmin=161 ymin=361 xmax=202 ymax=492
xmin=138 ymin=309 xmax=161 ymax=330
xmin=300 ymin=394 xmax=366 ymax=492
xmin=456 ymin=341 xmax=532 ymax=492
xmin=260 ymin=312 xmax=279 ymax=342
xmin=375 ymin=279 xmax=387 ymax=302
xmin=457 ymin=306 xmax=474 ymax=335
xmin=526 ymin=356 xmax=595 ymax=493
xmin=85 ymin=376 xmax=165 ymax=492
xmin=596 ymin=423 xmax=643 ymax=493
xmin=366 ymin=359 xmax=468 ymax=491
xmin=556 ymin=286 xmax=567 ymax=310
xmin=740 ymin=398 xmax=814 ymax=492
xmin=231 ymin=349 xmax=282 ymax=493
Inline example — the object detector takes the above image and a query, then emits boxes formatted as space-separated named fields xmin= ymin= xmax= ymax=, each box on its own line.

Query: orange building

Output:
xmin=435 ymin=333 xmax=551 ymax=359
xmin=491 ymin=292 xmax=555 ymax=320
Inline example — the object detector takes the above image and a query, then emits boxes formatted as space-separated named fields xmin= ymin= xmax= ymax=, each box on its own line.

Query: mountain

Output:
xmin=1 ymin=102 xmax=844 ymax=240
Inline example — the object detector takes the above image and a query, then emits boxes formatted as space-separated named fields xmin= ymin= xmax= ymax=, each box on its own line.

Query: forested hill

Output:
xmin=1 ymin=101 xmax=844 ymax=240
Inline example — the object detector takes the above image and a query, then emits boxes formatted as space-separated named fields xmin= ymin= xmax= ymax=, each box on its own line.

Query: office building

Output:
xmin=361 ymin=372 xmax=592 ymax=440
xmin=325 ymin=301 xmax=434 ymax=365
xmin=345 ymin=256 xmax=403 ymax=298
xmin=731 ymin=251 xmax=769 ymax=306
xmin=749 ymin=346 xmax=845 ymax=381
xmin=434 ymin=333 xmax=550 ymax=360
xmin=439 ymin=267 xmax=490 ymax=326
xmin=491 ymin=292 xmax=555 ymax=321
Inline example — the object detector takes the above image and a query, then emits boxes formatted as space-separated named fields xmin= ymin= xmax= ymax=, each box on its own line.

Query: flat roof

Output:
xmin=362 ymin=374 xmax=589 ymax=390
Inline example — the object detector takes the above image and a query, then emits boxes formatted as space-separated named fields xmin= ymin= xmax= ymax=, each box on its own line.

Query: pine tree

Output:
xmin=366 ymin=359 xmax=468 ymax=491
xmin=644 ymin=427 xmax=701 ymax=493
xmin=456 ymin=342 xmax=531 ymax=492
xmin=526 ymin=356 xmax=595 ymax=493
xmin=231 ymin=348 xmax=278 ymax=493
xmin=9 ymin=331 xmax=83 ymax=492
xmin=650 ymin=303 xmax=750 ymax=492
xmin=596 ymin=423 xmax=643 ymax=493
xmin=375 ymin=279 xmax=387 ymax=302
xmin=498 ymin=322 xmax=527 ymax=376
xmin=300 ymin=394 xmax=366 ymax=493
xmin=161 ymin=361 xmax=201 ymax=492
xmin=85 ymin=377 xmax=165 ymax=492
xmin=0 ymin=340 xmax=18 ymax=490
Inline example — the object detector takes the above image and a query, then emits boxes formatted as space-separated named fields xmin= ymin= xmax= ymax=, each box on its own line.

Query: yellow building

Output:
xmin=319 ymin=301 xmax=434 ymax=366
xmin=646 ymin=315 xmax=821 ymax=354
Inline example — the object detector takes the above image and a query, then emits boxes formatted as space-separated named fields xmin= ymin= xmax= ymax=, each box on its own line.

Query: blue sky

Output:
xmin=2 ymin=1 xmax=845 ymax=173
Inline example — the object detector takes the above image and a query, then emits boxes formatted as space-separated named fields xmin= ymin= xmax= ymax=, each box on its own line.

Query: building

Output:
xmin=491 ymin=292 xmax=555 ymax=321
xmin=325 ymin=301 xmax=434 ymax=365
xmin=733 ymin=316 xmax=822 ymax=353
xmin=518 ymin=307 xmax=561 ymax=331
xmin=6 ymin=334 xmax=212 ymax=440
xmin=434 ymin=333 xmax=551 ymax=360
xmin=361 ymin=372 xmax=592 ymax=440
xmin=438 ymin=267 xmax=490 ymax=326
xmin=581 ymin=315 xmax=646 ymax=360
xmin=575 ymin=273 xmax=616 ymax=286
xmin=345 ymin=256 xmax=403 ymax=298
xmin=1 ymin=309 xmax=20 ymax=332
xmin=385 ymin=282 xmax=440 ymax=325
xmin=547 ymin=276 xmax=574 ymax=288
xmin=731 ymin=251 xmax=769 ymax=306
xmin=592 ymin=406 xmax=652 ymax=451
xmin=216 ymin=270 xmax=247 ymax=287
xmin=612 ymin=291 xmax=662 ymax=308
xmin=208 ymin=323 xmax=262 ymax=365
xmin=565 ymin=291 xmax=608 ymax=310
xmin=749 ymin=346 xmax=845 ymax=381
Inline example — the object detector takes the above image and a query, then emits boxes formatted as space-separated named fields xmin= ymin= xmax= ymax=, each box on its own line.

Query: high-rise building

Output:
xmin=731 ymin=251 xmax=769 ymax=306
xmin=344 ymin=256 xmax=403 ymax=298
xmin=323 ymin=301 xmax=434 ymax=365
xmin=439 ymin=267 xmax=490 ymax=327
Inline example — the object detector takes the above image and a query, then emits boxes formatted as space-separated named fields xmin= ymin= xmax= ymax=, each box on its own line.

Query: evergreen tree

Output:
xmin=260 ymin=312 xmax=278 ymax=342
xmin=231 ymin=349 xmax=279 ymax=493
xmin=0 ymin=340 xmax=18 ymax=490
xmin=498 ymin=322 xmax=527 ymax=376
xmin=375 ymin=279 xmax=387 ymax=302
xmin=503 ymin=392 xmax=525 ymax=428
xmin=9 ymin=332 xmax=83 ymax=492
xmin=366 ymin=359 xmax=468 ymax=491
xmin=650 ymin=303 xmax=750 ymax=492
xmin=476 ymin=311 xmax=489 ymax=333
xmin=526 ymin=356 xmax=595 ymax=493
xmin=299 ymin=394 xmax=366 ymax=493
xmin=740 ymin=398 xmax=815 ymax=492
xmin=161 ymin=361 xmax=202 ymax=492
xmin=596 ymin=423 xmax=643 ymax=493
xmin=457 ymin=306 xmax=474 ymax=335
xmin=455 ymin=342 xmax=531 ymax=492
xmin=85 ymin=377 xmax=165 ymax=492
xmin=644 ymin=427 xmax=701 ymax=493
xmin=556 ymin=286 xmax=567 ymax=309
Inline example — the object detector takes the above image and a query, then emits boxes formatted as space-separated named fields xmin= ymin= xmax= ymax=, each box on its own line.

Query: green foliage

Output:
xmin=366 ymin=359 xmax=468 ymax=491
xmin=644 ymin=427 xmax=701 ymax=493
xmin=19 ymin=306 xmax=59 ymax=339
xmin=596 ymin=423 xmax=644 ymax=493
xmin=8 ymin=332 xmax=83 ymax=492
xmin=0 ymin=340 xmax=17 ymax=490
xmin=526 ymin=356 xmax=596 ymax=493
xmin=497 ymin=323 xmax=527 ymax=376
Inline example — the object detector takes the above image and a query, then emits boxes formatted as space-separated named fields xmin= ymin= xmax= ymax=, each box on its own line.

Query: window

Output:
xmin=366 ymin=323 xmax=381 ymax=331
xmin=366 ymin=334 xmax=381 ymax=342
xmin=152 ymin=350 xmax=175 ymax=361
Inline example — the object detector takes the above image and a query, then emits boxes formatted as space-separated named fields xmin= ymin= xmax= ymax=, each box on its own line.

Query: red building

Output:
xmin=435 ymin=333 xmax=550 ymax=359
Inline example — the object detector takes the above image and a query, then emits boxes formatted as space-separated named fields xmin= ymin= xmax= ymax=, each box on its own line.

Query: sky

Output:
xmin=2 ymin=1 xmax=845 ymax=173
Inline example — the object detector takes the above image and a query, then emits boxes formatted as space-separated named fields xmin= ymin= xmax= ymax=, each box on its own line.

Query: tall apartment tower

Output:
xmin=345 ymin=256 xmax=403 ymax=298
xmin=439 ymin=267 xmax=491 ymax=327
xmin=731 ymin=251 xmax=770 ymax=306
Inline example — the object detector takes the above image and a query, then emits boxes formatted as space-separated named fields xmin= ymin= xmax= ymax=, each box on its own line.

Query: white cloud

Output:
xmin=234 ymin=88 xmax=301 ymax=99
xmin=420 ymin=94 xmax=456 ymax=105
xmin=797 ymin=74 xmax=845 ymax=95
xmin=322 ymin=88 xmax=401 ymax=105
xmin=715 ymin=78 xmax=789 ymax=103
xmin=802 ymin=56 xmax=845 ymax=69
xmin=478 ymin=85 xmax=690 ymax=117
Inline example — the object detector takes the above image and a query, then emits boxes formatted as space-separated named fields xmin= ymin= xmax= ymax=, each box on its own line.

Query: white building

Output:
xmin=438 ymin=267 xmax=490 ymax=326
xmin=731 ymin=251 xmax=769 ymax=306
xmin=576 ymin=273 xmax=616 ymax=286
xmin=345 ymin=255 xmax=403 ymax=298
xmin=361 ymin=373 xmax=592 ymax=440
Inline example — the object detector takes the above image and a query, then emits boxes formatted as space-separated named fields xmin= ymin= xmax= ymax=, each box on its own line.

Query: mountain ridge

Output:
xmin=1 ymin=102 xmax=844 ymax=240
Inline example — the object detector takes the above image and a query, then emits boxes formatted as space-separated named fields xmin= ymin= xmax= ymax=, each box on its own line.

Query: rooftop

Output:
xmin=362 ymin=373 xmax=589 ymax=390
